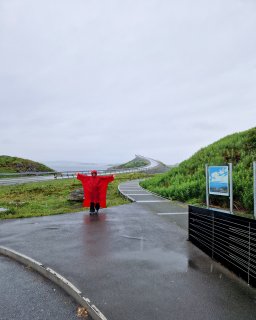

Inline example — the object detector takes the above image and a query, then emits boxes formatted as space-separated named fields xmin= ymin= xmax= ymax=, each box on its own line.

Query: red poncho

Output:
xmin=77 ymin=173 xmax=114 ymax=208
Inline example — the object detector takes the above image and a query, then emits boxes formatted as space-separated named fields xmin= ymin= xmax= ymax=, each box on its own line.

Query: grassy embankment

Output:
xmin=0 ymin=172 xmax=151 ymax=219
xmin=0 ymin=155 xmax=54 ymax=174
xmin=141 ymin=127 xmax=256 ymax=218
xmin=111 ymin=156 xmax=149 ymax=169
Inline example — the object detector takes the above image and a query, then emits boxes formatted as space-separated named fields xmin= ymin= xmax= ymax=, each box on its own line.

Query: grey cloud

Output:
xmin=1 ymin=0 xmax=256 ymax=164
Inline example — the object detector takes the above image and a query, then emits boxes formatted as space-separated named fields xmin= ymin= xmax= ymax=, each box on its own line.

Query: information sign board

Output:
xmin=208 ymin=166 xmax=229 ymax=196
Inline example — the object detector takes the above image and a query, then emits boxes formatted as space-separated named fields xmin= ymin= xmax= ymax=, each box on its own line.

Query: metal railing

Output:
xmin=0 ymin=156 xmax=160 ymax=186
xmin=188 ymin=205 xmax=256 ymax=287
xmin=0 ymin=166 xmax=152 ymax=178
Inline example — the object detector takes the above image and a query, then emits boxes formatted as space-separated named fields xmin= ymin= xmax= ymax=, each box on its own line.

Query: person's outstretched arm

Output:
xmin=76 ymin=172 xmax=88 ymax=181
xmin=100 ymin=174 xmax=115 ymax=182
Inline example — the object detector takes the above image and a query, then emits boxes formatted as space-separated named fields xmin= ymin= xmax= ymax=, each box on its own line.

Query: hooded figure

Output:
xmin=76 ymin=170 xmax=114 ymax=213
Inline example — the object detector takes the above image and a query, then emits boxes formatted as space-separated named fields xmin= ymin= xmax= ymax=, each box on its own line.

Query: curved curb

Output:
xmin=118 ymin=184 xmax=135 ymax=202
xmin=0 ymin=246 xmax=107 ymax=320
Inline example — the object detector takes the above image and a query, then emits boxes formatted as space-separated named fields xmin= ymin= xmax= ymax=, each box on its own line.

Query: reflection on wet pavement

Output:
xmin=1 ymin=193 xmax=256 ymax=319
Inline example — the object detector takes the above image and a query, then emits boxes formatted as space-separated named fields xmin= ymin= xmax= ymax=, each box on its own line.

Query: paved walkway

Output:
xmin=0 ymin=175 xmax=57 ymax=186
xmin=0 ymin=255 xmax=91 ymax=320
xmin=1 ymin=181 xmax=256 ymax=319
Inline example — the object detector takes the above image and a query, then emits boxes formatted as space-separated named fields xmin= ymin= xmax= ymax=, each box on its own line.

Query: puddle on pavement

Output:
xmin=115 ymin=248 xmax=188 ymax=272
xmin=83 ymin=214 xmax=107 ymax=224
xmin=120 ymin=234 xmax=146 ymax=241
xmin=44 ymin=227 xmax=60 ymax=230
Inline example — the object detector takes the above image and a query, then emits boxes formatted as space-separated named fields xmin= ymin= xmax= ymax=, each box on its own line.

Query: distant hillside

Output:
xmin=141 ymin=127 xmax=256 ymax=215
xmin=111 ymin=156 xmax=150 ymax=169
xmin=0 ymin=155 xmax=54 ymax=173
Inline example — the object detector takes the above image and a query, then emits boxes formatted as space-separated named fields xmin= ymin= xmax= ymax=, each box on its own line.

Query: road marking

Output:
xmin=120 ymin=187 xmax=140 ymax=189
xmin=120 ymin=235 xmax=145 ymax=241
xmin=136 ymin=200 xmax=170 ymax=203
xmin=157 ymin=212 xmax=188 ymax=215
xmin=126 ymin=194 xmax=152 ymax=196
xmin=119 ymin=189 xmax=142 ymax=191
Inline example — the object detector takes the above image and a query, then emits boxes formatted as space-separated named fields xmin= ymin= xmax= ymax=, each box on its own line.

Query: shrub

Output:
xmin=141 ymin=127 xmax=256 ymax=215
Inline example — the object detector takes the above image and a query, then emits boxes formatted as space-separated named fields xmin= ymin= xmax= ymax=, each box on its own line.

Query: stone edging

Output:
xmin=0 ymin=246 xmax=107 ymax=320
xmin=117 ymin=184 xmax=135 ymax=202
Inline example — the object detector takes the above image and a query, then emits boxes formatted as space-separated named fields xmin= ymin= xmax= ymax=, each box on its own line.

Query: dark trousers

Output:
xmin=90 ymin=202 xmax=100 ymax=212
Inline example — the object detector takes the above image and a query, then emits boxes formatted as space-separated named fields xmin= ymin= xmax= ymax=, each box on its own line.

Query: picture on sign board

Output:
xmin=208 ymin=166 xmax=229 ymax=196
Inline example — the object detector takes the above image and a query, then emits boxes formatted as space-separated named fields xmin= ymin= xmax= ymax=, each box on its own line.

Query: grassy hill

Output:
xmin=0 ymin=155 xmax=54 ymax=173
xmin=111 ymin=155 xmax=150 ymax=169
xmin=141 ymin=127 xmax=256 ymax=215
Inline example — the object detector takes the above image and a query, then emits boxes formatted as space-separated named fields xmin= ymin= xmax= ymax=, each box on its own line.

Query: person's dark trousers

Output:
xmin=95 ymin=202 xmax=100 ymax=212
xmin=90 ymin=202 xmax=95 ymax=212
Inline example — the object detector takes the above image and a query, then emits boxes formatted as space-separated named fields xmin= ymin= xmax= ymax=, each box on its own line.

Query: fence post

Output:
xmin=248 ymin=222 xmax=251 ymax=285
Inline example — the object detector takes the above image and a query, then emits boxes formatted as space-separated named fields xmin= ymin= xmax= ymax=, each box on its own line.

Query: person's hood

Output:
xmin=91 ymin=170 xmax=97 ymax=175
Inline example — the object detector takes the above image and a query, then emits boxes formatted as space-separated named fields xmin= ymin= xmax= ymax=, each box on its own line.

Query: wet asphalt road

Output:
xmin=0 ymin=255 xmax=91 ymax=320
xmin=0 ymin=157 xmax=159 ymax=187
xmin=1 ymin=181 xmax=256 ymax=319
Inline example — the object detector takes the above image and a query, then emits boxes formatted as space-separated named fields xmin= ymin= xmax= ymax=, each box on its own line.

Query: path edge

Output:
xmin=0 ymin=246 xmax=107 ymax=320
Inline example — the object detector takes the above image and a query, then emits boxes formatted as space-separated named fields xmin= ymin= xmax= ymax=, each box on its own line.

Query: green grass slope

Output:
xmin=141 ymin=127 xmax=256 ymax=215
xmin=111 ymin=156 xmax=150 ymax=169
xmin=0 ymin=172 xmax=151 ymax=219
xmin=0 ymin=155 xmax=54 ymax=173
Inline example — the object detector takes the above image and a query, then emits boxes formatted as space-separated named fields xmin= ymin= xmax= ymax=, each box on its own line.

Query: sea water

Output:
xmin=43 ymin=161 xmax=113 ymax=172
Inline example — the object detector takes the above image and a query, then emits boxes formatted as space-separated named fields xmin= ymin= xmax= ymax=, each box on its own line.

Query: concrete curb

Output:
xmin=118 ymin=184 xmax=135 ymax=202
xmin=0 ymin=246 xmax=107 ymax=320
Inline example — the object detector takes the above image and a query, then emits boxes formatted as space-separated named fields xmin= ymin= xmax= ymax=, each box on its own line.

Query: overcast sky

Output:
xmin=0 ymin=0 xmax=256 ymax=165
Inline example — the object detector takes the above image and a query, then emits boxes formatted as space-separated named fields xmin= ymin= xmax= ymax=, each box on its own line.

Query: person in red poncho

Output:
xmin=76 ymin=170 xmax=114 ymax=214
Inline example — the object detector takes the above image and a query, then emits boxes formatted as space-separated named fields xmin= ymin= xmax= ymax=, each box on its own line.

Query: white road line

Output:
xmin=120 ymin=187 xmax=140 ymax=189
xmin=126 ymin=194 xmax=152 ymax=196
xmin=157 ymin=212 xmax=188 ymax=215
xmin=120 ymin=235 xmax=145 ymax=241
xmin=119 ymin=189 xmax=142 ymax=191
xmin=136 ymin=200 xmax=170 ymax=203
xmin=124 ymin=189 xmax=144 ymax=191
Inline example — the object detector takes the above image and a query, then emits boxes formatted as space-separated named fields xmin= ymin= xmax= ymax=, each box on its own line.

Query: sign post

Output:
xmin=205 ymin=164 xmax=209 ymax=209
xmin=206 ymin=164 xmax=232 ymax=214
xmin=254 ymin=162 xmax=256 ymax=219
xmin=229 ymin=163 xmax=233 ymax=214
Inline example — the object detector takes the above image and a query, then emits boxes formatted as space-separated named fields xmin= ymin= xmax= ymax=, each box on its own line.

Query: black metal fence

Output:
xmin=188 ymin=205 xmax=256 ymax=287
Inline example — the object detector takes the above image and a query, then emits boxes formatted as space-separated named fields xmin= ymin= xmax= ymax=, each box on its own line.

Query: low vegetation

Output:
xmin=0 ymin=155 xmax=54 ymax=174
xmin=111 ymin=155 xmax=149 ymax=169
xmin=0 ymin=172 xmax=151 ymax=219
xmin=141 ymin=127 xmax=256 ymax=217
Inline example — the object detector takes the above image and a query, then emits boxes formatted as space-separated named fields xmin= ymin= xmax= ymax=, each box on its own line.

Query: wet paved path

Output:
xmin=119 ymin=180 xmax=171 ymax=203
xmin=1 ymin=181 xmax=256 ymax=319
xmin=0 ymin=175 xmax=57 ymax=186
xmin=0 ymin=255 xmax=90 ymax=320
